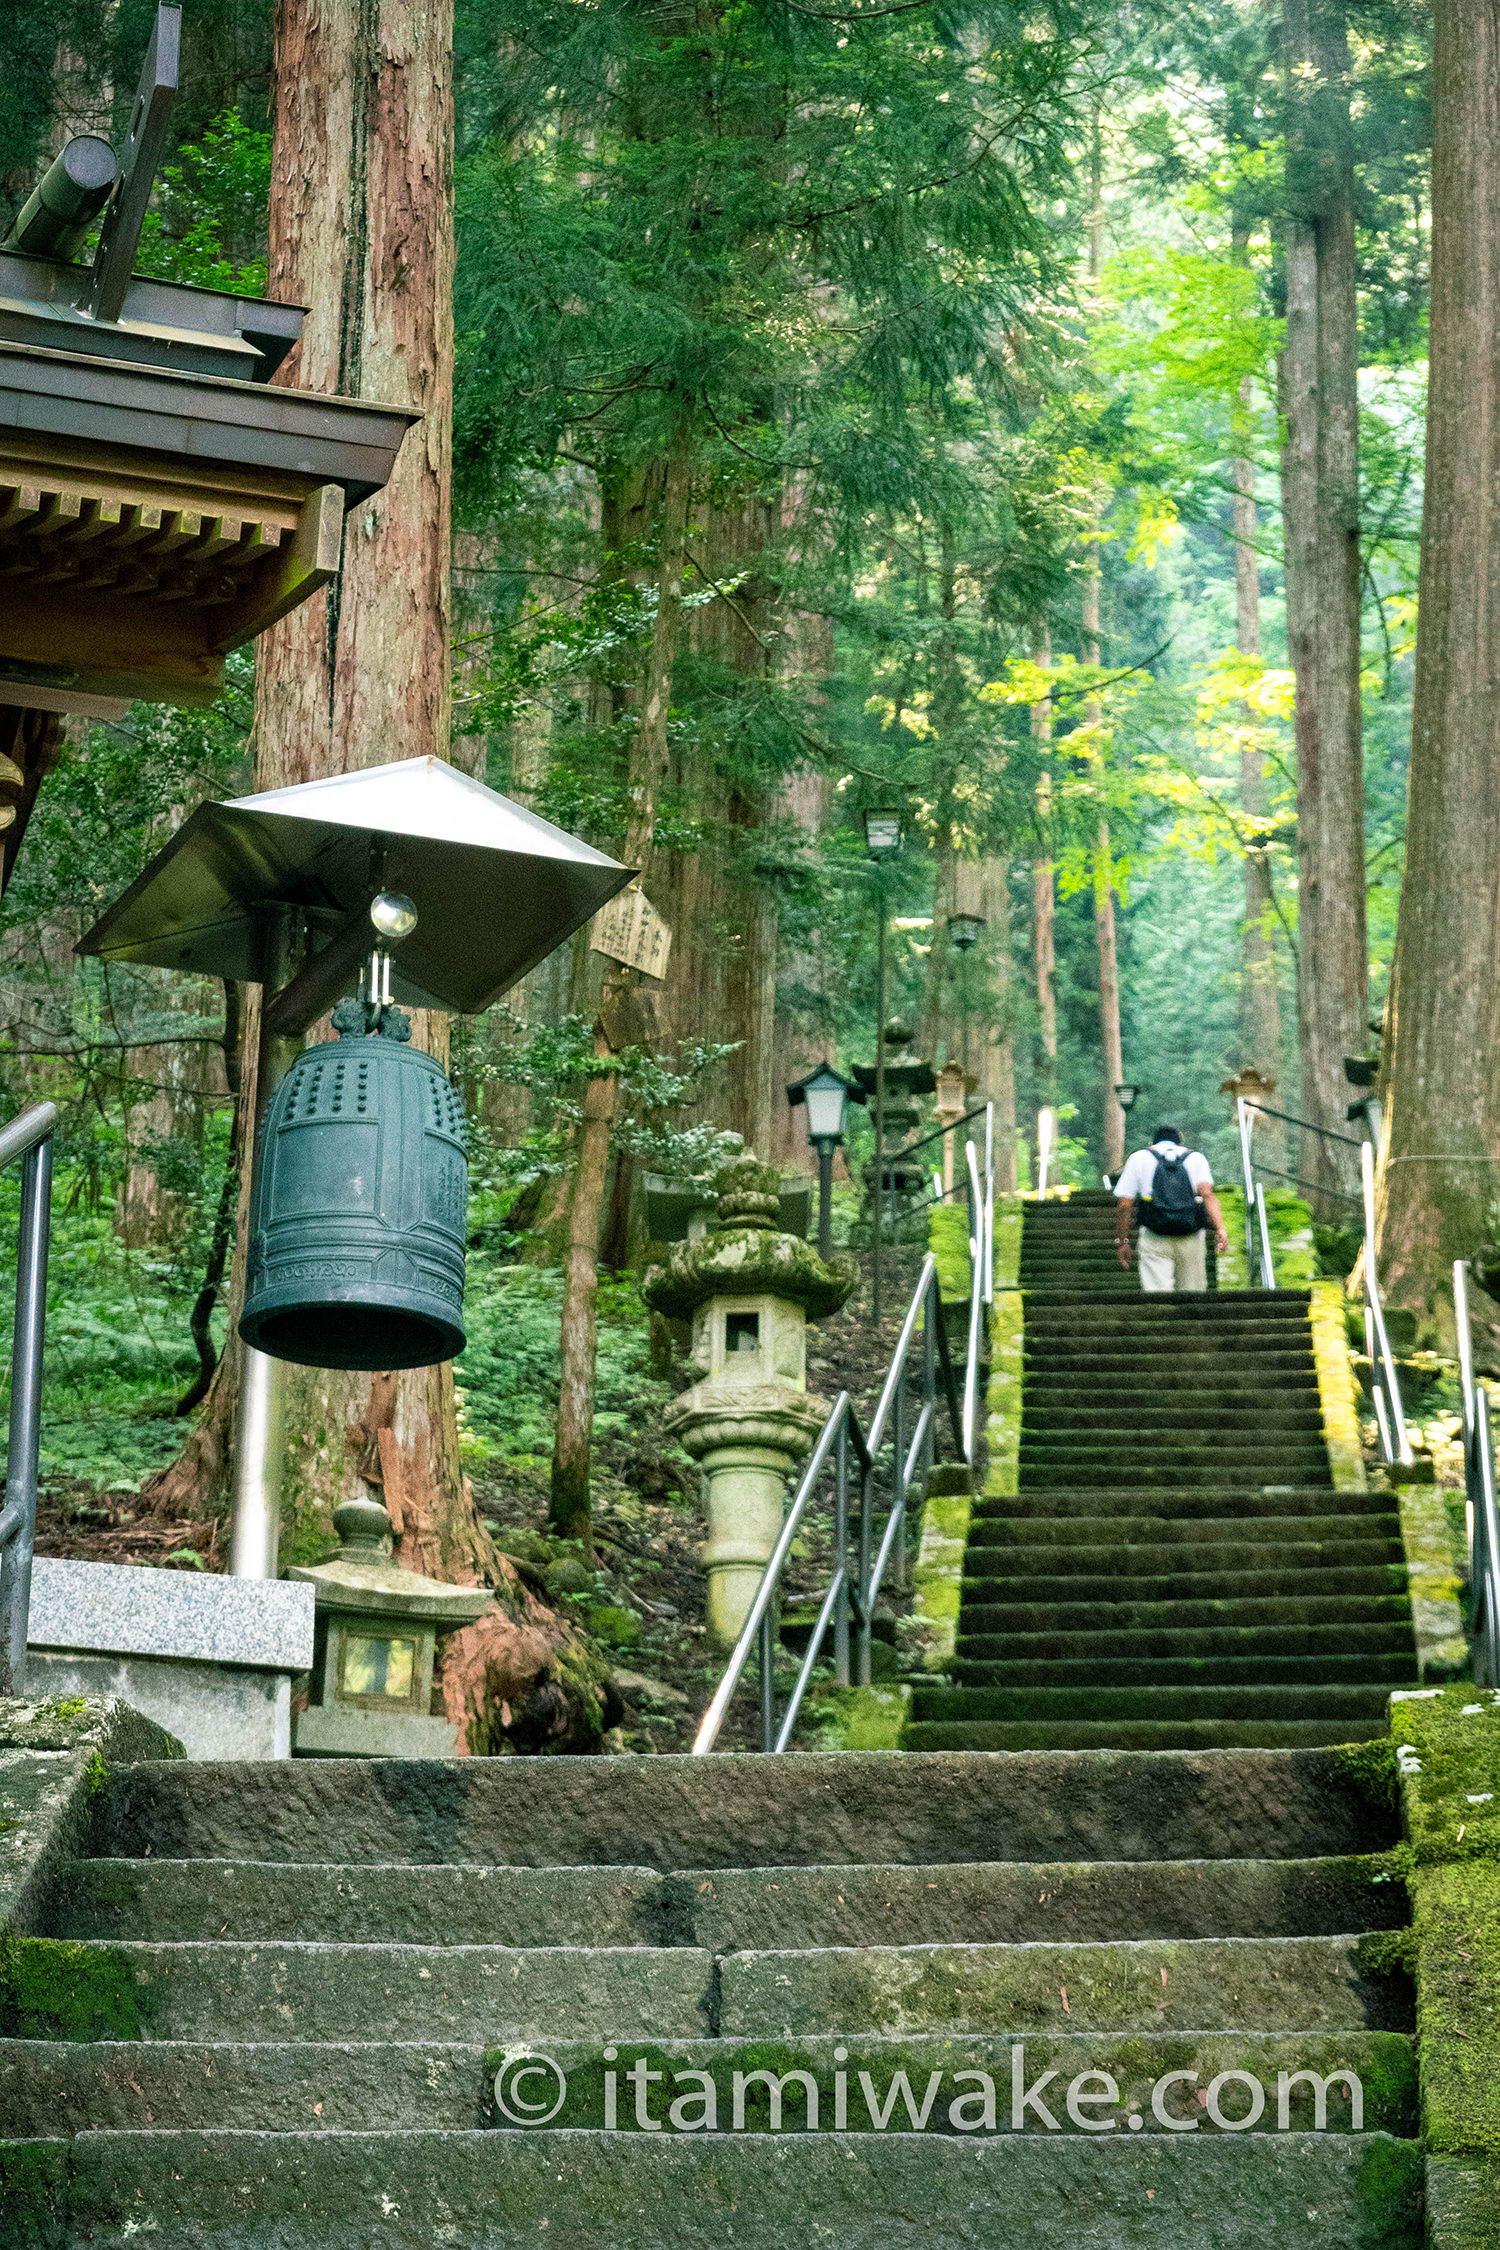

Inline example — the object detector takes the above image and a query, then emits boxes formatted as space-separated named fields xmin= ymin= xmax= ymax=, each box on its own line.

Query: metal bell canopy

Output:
xmin=78 ymin=755 xmax=632 ymax=1013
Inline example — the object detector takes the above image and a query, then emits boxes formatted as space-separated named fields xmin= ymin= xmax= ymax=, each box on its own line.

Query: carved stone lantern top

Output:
xmin=642 ymin=1151 xmax=856 ymax=1324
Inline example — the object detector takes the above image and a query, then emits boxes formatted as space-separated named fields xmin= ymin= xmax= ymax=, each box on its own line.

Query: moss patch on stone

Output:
xmin=929 ymin=1202 xmax=971 ymax=1304
xmin=982 ymin=1289 xmax=1023 ymax=1503
xmin=0 ymin=1935 xmax=146 ymax=2041
xmin=0 ymin=2136 xmax=67 ymax=2243
xmin=992 ymin=1193 xmax=1024 ymax=1291
xmin=809 ymin=1684 xmax=911 ymax=1750
xmin=1391 ymin=1686 xmax=1500 ymax=1868
xmin=1310 ymin=1280 xmax=1368 ymax=1495
xmin=1219 ymin=1184 xmax=1319 ymax=1287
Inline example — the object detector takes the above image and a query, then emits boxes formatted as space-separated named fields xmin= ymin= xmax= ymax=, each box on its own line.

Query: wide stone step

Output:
xmin=42 ymin=1851 xmax=1408 ymax=1956
xmin=973 ymin=1488 xmax=1389 ymax=1523
xmin=910 ymin=1685 xmax=1398 ymax=1726
xmin=958 ymin=1593 xmax=1415 ymax=1636
xmin=904 ymin=1719 xmax=1392 ymax=1752
xmin=1022 ymin=1406 xmax=1326 ymax=1431
xmin=1023 ymin=1349 xmax=1317 ymax=1374
xmin=956 ymin=1621 xmax=1417 ymax=1663
xmin=6 ymin=1939 xmax=714 ymax=2044
xmin=951 ymin=1654 xmax=1418 ymax=1690
xmin=99 ymin=1748 xmax=1398 ymax=1867
xmin=718 ymin=1932 xmax=1409 ymax=2037
xmin=54 ymin=1861 xmax=667 ymax=1949
xmin=967 ymin=1515 xmax=1398 ymax=1552
xmin=0 ymin=2029 xmax=1417 ymax=2139
xmin=1017 ymin=1463 xmax=1335 ymax=1490
xmin=0 ymin=2126 xmax=1426 ymax=2249
xmin=965 ymin=1539 xmax=1401 ymax=1581
xmin=1021 ymin=1373 xmax=1320 ymax=1397
xmin=962 ymin=1564 xmax=1406 ymax=1606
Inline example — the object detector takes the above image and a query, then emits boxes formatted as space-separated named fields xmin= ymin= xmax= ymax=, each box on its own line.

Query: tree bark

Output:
xmin=548 ymin=429 xmax=693 ymax=1540
xmin=1084 ymin=558 xmax=1125 ymax=1173
xmin=1378 ymin=0 xmax=1500 ymax=1345
xmin=148 ymin=0 xmax=489 ymax=1583
xmin=1280 ymin=0 xmax=1366 ymax=1204
xmin=979 ymin=857 xmax=1017 ymax=1190
xmin=1030 ymin=629 xmax=1057 ymax=1097
xmin=1234 ymin=374 xmax=1282 ymax=1083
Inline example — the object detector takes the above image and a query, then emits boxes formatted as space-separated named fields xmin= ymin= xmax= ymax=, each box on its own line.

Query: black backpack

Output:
xmin=1138 ymin=1150 xmax=1205 ymax=1237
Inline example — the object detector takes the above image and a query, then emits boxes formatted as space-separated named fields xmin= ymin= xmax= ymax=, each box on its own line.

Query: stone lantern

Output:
xmin=288 ymin=1495 xmax=493 ymax=1757
xmin=644 ymin=1154 xmax=855 ymax=1645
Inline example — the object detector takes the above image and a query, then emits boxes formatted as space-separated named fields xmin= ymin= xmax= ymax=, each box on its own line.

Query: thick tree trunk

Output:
xmin=979 ymin=857 xmax=1017 ymax=1190
xmin=1378 ymin=0 xmax=1500 ymax=1346
xmin=548 ymin=432 xmax=693 ymax=1539
xmin=1234 ymin=385 xmax=1282 ymax=1082
xmin=1030 ymin=632 xmax=1056 ymax=1097
xmin=1083 ymin=561 xmax=1125 ymax=1173
xmin=1281 ymin=0 xmax=1366 ymax=1204
xmin=149 ymin=0 xmax=488 ymax=1581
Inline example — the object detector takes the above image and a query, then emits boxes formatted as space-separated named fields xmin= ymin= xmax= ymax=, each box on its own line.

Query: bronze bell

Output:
xmin=238 ymin=1000 xmax=467 ymax=1371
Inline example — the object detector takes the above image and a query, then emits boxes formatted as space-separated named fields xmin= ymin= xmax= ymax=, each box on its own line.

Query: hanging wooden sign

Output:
xmin=590 ymin=885 xmax=672 ymax=980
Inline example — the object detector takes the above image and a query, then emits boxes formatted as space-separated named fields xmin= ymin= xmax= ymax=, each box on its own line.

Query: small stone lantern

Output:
xmin=289 ymin=1496 xmax=493 ymax=1757
xmin=644 ymin=1154 xmax=855 ymax=1645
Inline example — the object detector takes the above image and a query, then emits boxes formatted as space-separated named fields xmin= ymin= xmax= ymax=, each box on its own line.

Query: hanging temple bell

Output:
xmin=238 ymin=893 xmax=470 ymax=1373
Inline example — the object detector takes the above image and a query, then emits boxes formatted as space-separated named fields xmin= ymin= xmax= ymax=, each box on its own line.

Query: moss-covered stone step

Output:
xmin=99 ymin=1747 xmax=1399 ymax=1869
xmin=1018 ymin=1446 xmax=1332 ymax=1475
xmin=955 ymin=1622 xmax=1417 ymax=1663
xmin=910 ymin=1685 xmax=1400 ymax=1726
xmin=52 ymin=1860 xmax=668 ymax=1948
xmin=2 ymin=1938 xmax=714 ymax=2044
xmin=0 ymin=2028 xmax=1417 ymax=2139
xmin=904 ymin=1720 xmax=1393 ymax=1752
xmin=968 ymin=1514 xmax=1401 ymax=1552
xmin=965 ymin=1541 xmax=1402 ymax=1584
xmin=961 ymin=1565 xmax=1408 ymax=1607
xmin=1017 ymin=1466 xmax=1336 ymax=1493
xmin=4 ymin=2125 xmax=1426 ymax=2249
xmin=716 ymin=1932 xmax=1410 ymax=2037
xmin=958 ymin=1593 xmax=1415 ymax=1636
xmin=975 ymin=1487 xmax=1388 ymax=1524
xmin=1022 ymin=1404 xmax=1326 ymax=1431
xmin=951 ymin=1655 xmax=1418 ymax=1690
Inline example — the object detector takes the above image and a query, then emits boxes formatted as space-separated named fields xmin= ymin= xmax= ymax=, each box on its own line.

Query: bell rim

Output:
xmin=238 ymin=1287 xmax=466 ymax=1372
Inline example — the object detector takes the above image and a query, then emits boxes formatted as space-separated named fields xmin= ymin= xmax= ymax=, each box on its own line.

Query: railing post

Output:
xmin=1254 ymin=1182 xmax=1276 ymax=1290
xmin=1361 ymin=1140 xmax=1412 ymax=1466
xmin=922 ymin=1267 xmax=937 ymax=1487
xmin=858 ymin=1452 xmax=874 ymax=1688
xmin=834 ymin=1415 xmax=850 ymax=1687
xmin=1237 ymin=1098 xmax=1257 ymax=1276
xmin=892 ymin=1354 xmax=907 ymax=1592
xmin=0 ymin=1136 xmax=52 ymax=1698
xmin=758 ymin=1602 xmax=776 ymax=1753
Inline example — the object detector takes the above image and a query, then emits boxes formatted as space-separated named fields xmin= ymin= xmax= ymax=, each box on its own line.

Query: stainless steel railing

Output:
xmin=0 ymin=1102 xmax=59 ymax=1697
xmin=1454 ymin=1260 xmax=1500 ymax=1685
xmin=692 ymin=1251 xmax=965 ymax=1754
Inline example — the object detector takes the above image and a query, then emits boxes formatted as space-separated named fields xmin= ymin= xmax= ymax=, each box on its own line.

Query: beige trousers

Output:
xmin=1137 ymin=1228 xmax=1207 ymax=1293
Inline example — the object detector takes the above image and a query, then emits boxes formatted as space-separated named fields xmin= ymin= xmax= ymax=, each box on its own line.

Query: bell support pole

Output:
xmin=230 ymin=902 xmax=381 ymax=1579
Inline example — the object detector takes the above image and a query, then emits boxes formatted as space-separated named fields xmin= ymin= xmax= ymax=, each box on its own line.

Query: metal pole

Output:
xmin=834 ymin=1416 xmax=850 ymax=1686
xmin=817 ymin=1141 xmax=835 ymax=1261
xmin=858 ymin=1455 xmax=874 ymax=1687
xmin=983 ymin=1102 xmax=994 ymax=1304
xmin=1237 ymin=1098 xmax=1256 ymax=1275
xmin=0 ymin=1139 xmax=51 ymax=1696
xmin=229 ymin=906 xmax=297 ymax=1581
xmin=1361 ymin=1140 xmax=1412 ymax=1466
xmin=758 ymin=1604 xmax=776 ymax=1753
xmin=1254 ymin=1182 xmax=1276 ymax=1290
xmin=873 ymin=906 xmax=886 ymax=1330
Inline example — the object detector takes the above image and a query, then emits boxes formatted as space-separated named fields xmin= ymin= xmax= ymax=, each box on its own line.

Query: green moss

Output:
xmin=47 ymin=1698 xmax=87 ymax=1723
xmin=585 ymin=1603 xmax=641 ymax=1650
xmin=1391 ymin=1687 xmax=1500 ymax=1867
xmin=1333 ymin=1733 xmax=1401 ymax=1817
xmin=928 ymin=1202 xmax=971 ymax=1303
xmin=0 ymin=1935 xmax=145 ymax=2041
xmin=0 ymin=2136 xmax=68 ymax=2242
xmin=1351 ymin=2135 xmax=1425 ymax=2248
xmin=1413 ymin=1861 xmax=1500 ymax=2157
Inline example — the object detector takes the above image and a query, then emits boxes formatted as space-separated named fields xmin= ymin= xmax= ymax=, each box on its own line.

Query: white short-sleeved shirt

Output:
xmin=1115 ymin=1141 xmax=1214 ymax=1202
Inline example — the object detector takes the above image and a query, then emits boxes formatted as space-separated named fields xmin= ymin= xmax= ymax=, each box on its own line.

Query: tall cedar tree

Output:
xmin=456 ymin=0 xmax=1105 ymax=1537
xmin=1378 ymin=0 xmax=1500 ymax=1348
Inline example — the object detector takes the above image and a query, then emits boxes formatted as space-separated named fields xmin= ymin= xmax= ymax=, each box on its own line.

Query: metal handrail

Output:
xmin=963 ymin=1140 xmax=985 ymax=1462
xmin=692 ymin=1252 xmax=965 ymax=1754
xmin=1360 ymin=1139 xmax=1412 ymax=1467
xmin=0 ymin=1101 xmax=59 ymax=1696
xmin=1454 ymin=1261 xmax=1500 ymax=1685
xmin=1254 ymin=1182 xmax=1276 ymax=1290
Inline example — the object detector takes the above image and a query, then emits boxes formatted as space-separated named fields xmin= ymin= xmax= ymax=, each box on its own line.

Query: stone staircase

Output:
xmin=906 ymin=1191 xmax=1421 ymax=1754
xmin=1 ymin=1746 xmax=1421 ymax=2246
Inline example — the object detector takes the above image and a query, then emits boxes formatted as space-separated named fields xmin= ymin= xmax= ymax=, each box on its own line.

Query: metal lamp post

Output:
xmin=862 ymin=808 xmax=904 ymax=1325
xmin=786 ymin=1062 xmax=867 ymax=1257
xmin=946 ymin=910 xmax=985 ymax=1072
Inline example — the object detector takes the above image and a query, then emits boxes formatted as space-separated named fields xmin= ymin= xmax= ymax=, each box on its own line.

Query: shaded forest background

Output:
xmin=0 ymin=0 xmax=1439 ymax=1521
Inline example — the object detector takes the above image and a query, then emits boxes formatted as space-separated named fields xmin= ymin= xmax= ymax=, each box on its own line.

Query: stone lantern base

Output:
xmin=666 ymin=1383 xmax=827 ymax=1647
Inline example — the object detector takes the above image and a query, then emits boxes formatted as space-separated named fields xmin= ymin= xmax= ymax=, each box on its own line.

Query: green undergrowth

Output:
xmin=1218 ymin=1185 xmax=1319 ymax=1287
xmin=455 ymin=1268 xmax=672 ymax=1467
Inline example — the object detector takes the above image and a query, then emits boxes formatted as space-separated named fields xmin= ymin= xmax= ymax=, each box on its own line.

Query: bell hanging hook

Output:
xmin=363 ymin=890 xmax=419 ymax=1025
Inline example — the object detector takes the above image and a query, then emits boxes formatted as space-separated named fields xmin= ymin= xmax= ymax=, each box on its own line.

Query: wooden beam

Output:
xmin=211 ymin=482 xmax=343 ymax=651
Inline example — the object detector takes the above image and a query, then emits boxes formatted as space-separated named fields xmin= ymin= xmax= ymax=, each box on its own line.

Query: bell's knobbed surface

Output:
xmin=239 ymin=1010 xmax=468 ymax=1372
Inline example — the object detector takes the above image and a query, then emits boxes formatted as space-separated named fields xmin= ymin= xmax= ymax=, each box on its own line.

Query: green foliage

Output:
xmin=455 ymin=1271 xmax=671 ymax=1465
